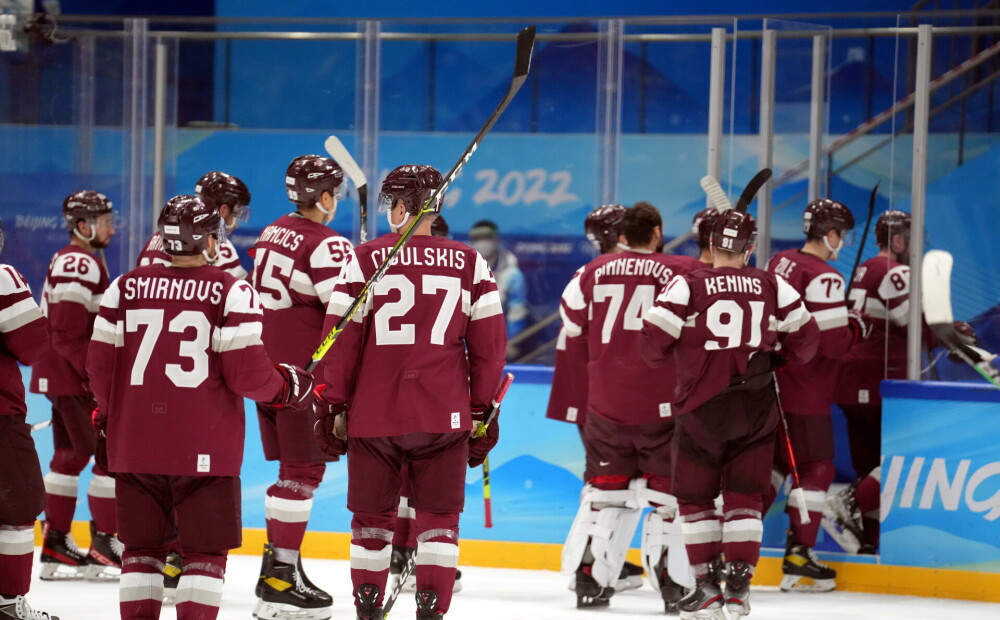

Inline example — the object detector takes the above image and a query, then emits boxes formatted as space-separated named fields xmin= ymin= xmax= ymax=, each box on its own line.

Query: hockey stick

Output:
xmin=476 ymin=372 xmax=515 ymax=528
xmin=921 ymin=250 xmax=1000 ymax=389
xmin=305 ymin=26 xmax=536 ymax=373
xmin=699 ymin=175 xmax=732 ymax=212
xmin=734 ymin=168 xmax=772 ymax=214
xmin=847 ymin=182 xmax=879 ymax=295
xmin=772 ymin=373 xmax=811 ymax=524
xmin=30 ymin=419 xmax=52 ymax=432
xmin=323 ymin=135 xmax=369 ymax=243
xmin=382 ymin=549 xmax=416 ymax=618
xmin=483 ymin=455 xmax=494 ymax=528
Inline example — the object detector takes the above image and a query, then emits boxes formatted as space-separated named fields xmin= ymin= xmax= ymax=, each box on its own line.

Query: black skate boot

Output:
xmin=0 ymin=595 xmax=60 ymax=620
xmin=253 ymin=545 xmax=332 ymax=620
xmin=724 ymin=560 xmax=752 ymax=617
xmin=781 ymin=531 xmax=836 ymax=593
xmin=389 ymin=545 xmax=415 ymax=591
xmin=85 ymin=521 xmax=122 ymax=581
xmin=654 ymin=552 xmax=688 ymax=614
xmin=677 ymin=558 xmax=724 ymax=620
xmin=415 ymin=590 xmax=443 ymax=619
xmin=39 ymin=522 xmax=87 ymax=581
xmin=161 ymin=552 xmax=183 ymax=605
xmin=615 ymin=561 xmax=644 ymax=592
xmin=575 ymin=565 xmax=614 ymax=608
xmin=824 ymin=484 xmax=865 ymax=553
xmin=354 ymin=584 xmax=383 ymax=620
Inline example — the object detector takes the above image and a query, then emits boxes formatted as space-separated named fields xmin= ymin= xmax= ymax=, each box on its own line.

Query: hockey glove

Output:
xmin=948 ymin=321 xmax=979 ymax=363
xmin=313 ymin=395 xmax=348 ymax=458
xmin=468 ymin=404 xmax=500 ymax=468
xmin=847 ymin=309 xmax=872 ymax=343
xmin=271 ymin=363 xmax=315 ymax=408
xmin=91 ymin=407 xmax=109 ymax=473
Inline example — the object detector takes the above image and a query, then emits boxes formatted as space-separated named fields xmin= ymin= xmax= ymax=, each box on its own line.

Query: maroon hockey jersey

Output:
xmin=138 ymin=231 xmax=247 ymax=279
xmin=767 ymin=249 xmax=854 ymax=415
xmin=546 ymin=266 xmax=587 ymax=425
xmin=30 ymin=245 xmax=109 ymax=396
xmin=834 ymin=255 xmax=910 ymax=407
xmin=640 ymin=266 xmax=820 ymax=414
xmin=560 ymin=251 xmax=700 ymax=425
xmin=249 ymin=214 xmax=354 ymax=368
xmin=0 ymin=264 xmax=49 ymax=416
xmin=87 ymin=264 xmax=285 ymax=477
xmin=320 ymin=234 xmax=507 ymax=437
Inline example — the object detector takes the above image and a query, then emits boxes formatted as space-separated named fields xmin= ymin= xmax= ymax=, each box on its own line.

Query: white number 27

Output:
xmin=374 ymin=274 xmax=462 ymax=345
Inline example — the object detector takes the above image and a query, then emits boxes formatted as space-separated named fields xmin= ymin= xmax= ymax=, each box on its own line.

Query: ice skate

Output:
xmin=161 ymin=552 xmax=183 ymax=605
xmin=781 ymin=533 xmax=836 ymax=592
xmin=677 ymin=559 xmax=724 ymax=620
xmin=654 ymin=553 xmax=687 ymax=613
xmin=354 ymin=584 xmax=382 ymax=620
xmin=0 ymin=595 xmax=60 ymax=620
xmin=724 ymin=560 xmax=752 ymax=617
xmin=253 ymin=543 xmax=332 ymax=620
xmin=84 ymin=522 xmax=122 ymax=581
xmin=615 ymin=561 xmax=644 ymax=592
xmin=823 ymin=486 xmax=864 ymax=553
xmin=38 ymin=522 xmax=87 ymax=581
xmin=575 ymin=566 xmax=613 ymax=608
xmin=415 ymin=590 xmax=443 ymax=619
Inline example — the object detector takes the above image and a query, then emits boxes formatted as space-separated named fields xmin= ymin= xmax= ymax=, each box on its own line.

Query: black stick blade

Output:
xmin=514 ymin=26 xmax=536 ymax=81
xmin=735 ymin=168 xmax=772 ymax=214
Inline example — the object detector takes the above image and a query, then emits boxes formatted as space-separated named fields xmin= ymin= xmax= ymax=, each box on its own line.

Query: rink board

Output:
xmin=24 ymin=369 xmax=1000 ymax=601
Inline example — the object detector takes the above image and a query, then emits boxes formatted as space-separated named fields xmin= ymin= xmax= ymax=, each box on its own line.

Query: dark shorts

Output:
xmin=257 ymin=401 xmax=334 ymax=464
xmin=583 ymin=413 xmax=674 ymax=482
xmin=672 ymin=384 xmax=778 ymax=503
xmin=116 ymin=473 xmax=242 ymax=554
xmin=773 ymin=411 xmax=835 ymax=467
xmin=0 ymin=415 xmax=46 ymax=525
xmin=838 ymin=403 xmax=882 ymax=478
xmin=48 ymin=395 xmax=97 ymax=472
xmin=347 ymin=432 xmax=468 ymax=516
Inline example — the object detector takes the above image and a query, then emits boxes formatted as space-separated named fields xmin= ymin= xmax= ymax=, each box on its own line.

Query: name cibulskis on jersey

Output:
xmin=368 ymin=246 xmax=468 ymax=270
xmin=122 ymin=276 xmax=225 ymax=304
xmin=593 ymin=257 xmax=675 ymax=286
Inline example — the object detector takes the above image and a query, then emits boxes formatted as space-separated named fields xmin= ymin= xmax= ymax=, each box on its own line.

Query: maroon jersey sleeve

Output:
xmin=0 ymin=265 xmax=49 ymax=416
xmin=321 ymin=235 xmax=507 ymax=437
xmin=547 ymin=265 xmax=589 ymax=424
xmin=42 ymin=247 xmax=108 ymax=383
xmin=137 ymin=233 xmax=172 ymax=268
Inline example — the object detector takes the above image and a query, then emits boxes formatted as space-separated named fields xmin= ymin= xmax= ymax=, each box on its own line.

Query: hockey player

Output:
xmin=640 ymin=210 xmax=820 ymax=620
xmin=830 ymin=210 xmax=912 ymax=554
xmin=691 ymin=207 xmax=722 ymax=265
xmin=0 ymin=220 xmax=60 ymax=620
xmin=138 ymin=171 xmax=251 ymax=279
xmin=314 ymin=164 xmax=507 ymax=620
xmin=559 ymin=202 xmax=698 ymax=612
xmin=87 ymin=194 xmax=313 ymax=620
xmin=248 ymin=155 xmax=353 ymax=619
xmin=29 ymin=190 xmax=121 ymax=581
xmin=765 ymin=199 xmax=869 ymax=591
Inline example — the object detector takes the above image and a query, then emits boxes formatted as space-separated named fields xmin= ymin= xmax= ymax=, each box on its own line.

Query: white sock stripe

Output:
xmin=0 ymin=528 xmax=34 ymax=556
xmin=87 ymin=475 xmax=116 ymax=499
xmin=681 ymin=520 xmax=722 ymax=545
xmin=349 ymin=544 xmax=392 ymax=572
xmin=264 ymin=496 xmax=314 ymax=523
xmin=44 ymin=472 xmax=79 ymax=497
xmin=119 ymin=572 xmax=165 ymax=603
xmin=722 ymin=519 xmax=763 ymax=543
xmin=0 ymin=526 xmax=34 ymax=542
xmin=869 ymin=467 xmax=882 ymax=483
xmin=175 ymin=574 xmax=224 ymax=606
xmin=397 ymin=505 xmax=416 ymax=520
xmin=416 ymin=541 xmax=459 ymax=568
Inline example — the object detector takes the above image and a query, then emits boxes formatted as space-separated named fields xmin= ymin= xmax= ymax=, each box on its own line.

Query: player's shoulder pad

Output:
xmin=52 ymin=251 xmax=101 ymax=284
xmin=223 ymin=276 xmax=263 ymax=316
xmin=878 ymin=263 xmax=910 ymax=299
xmin=309 ymin=233 xmax=354 ymax=269
xmin=0 ymin=263 xmax=30 ymax=295
xmin=803 ymin=270 xmax=846 ymax=304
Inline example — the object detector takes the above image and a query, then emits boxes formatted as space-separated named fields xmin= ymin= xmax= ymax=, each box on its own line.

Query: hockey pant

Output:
xmin=560 ymin=481 xmax=642 ymax=588
xmin=638 ymin=481 xmax=693 ymax=590
xmin=265 ymin=462 xmax=324 ymax=564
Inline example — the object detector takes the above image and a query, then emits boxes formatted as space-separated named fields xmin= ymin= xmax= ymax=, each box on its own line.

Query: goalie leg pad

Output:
xmin=560 ymin=484 xmax=641 ymax=588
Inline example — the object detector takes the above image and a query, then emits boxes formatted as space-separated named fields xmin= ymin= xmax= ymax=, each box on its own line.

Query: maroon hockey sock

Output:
xmin=264 ymin=480 xmax=315 ymax=556
xmin=88 ymin=478 xmax=117 ymax=535
xmin=855 ymin=473 xmax=880 ymax=546
xmin=720 ymin=492 xmax=764 ymax=567
xmin=120 ymin=551 xmax=167 ymax=620
xmin=175 ymin=553 xmax=226 ymax=620
xmin=414 ymin=512 xmax=460 ymax=614
xmin=678 ymin=500 xmax=722 ymax=576
xmin=350 ymin=513 xmax=394 ymax=608
xmin=787 ymin=461 xmax=834 ymax=548
xmin=0 ymin=524 xmax=34 ymax=596
xmin=43 ymin=494 xmax=76 ymax=534
xmin=392 ymin=495 xmax=414 ymax=547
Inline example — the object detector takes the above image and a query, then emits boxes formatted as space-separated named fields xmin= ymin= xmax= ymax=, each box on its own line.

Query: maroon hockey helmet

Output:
xmin=431 ymin=213 xmax=451 ymax=238
xmin=584 ymin=204 xmax=626 ymax=253
xmin=803 ymin=198 xmax=855 ymax=238
xmin=196 ymin=171 xmax=251 ymax=221
xmin=711 ymin=210 xmax=757 ymax=254
xmin=378 ymin=165 xmax=444 ymax=215
xmin=158 ymin=195 xmax=223 ymax=256
xmin=285 ymin=155 xmax=344 ymax=207
xmin=874 ymin=209 xmax=911 ymax=247
xmin=692 ymin=208 xmax=724 ymax=249
xmin=62 ymin=190 xmax=113 ymax=231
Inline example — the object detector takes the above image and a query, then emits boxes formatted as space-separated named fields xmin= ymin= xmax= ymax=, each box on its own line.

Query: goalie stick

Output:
xmin=699 ymin=175 xmax=732 ymax=212
xmin=847 ymin=182 xmax=879 ymax=295
xmin=305 ymin=25 xmax=536 ymax=373
xmin=323 ymin=135 xmax=369 ymax=243
xmin=922 ymin=250 xmax=1000 ymax=388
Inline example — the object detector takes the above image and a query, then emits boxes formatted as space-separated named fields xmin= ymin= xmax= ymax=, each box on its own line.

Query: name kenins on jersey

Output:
xmin=369 ymin=247 xmax=467 ymax=270
xmin=123 ymin=276 xmax=225 ymax=304
xmin=594 ymin=257 xmax=673 ymax=286
xmin=258 ymin=225 xmax=304 ymax=251
xmin=704 ymin=274 xmax=763 ymax=296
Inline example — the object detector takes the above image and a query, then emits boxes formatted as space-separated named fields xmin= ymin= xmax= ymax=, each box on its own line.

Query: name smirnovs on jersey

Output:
xmin=593 ymin=257 xmax=674 ymax=286
xmin=369 ymin=246 xmax=467 ymax=270
xmin=123 ymin=276 xmax=225 ymax=304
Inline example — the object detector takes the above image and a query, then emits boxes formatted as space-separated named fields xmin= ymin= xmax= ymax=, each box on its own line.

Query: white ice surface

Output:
xmin=24 ymin=551 xmax=1000 ymax=619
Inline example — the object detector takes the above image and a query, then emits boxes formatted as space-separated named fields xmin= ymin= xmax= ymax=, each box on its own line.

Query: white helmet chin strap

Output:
xmin=388 ymin=210 xmax=411 ymax=233
xmin=315 ymin=201 xmax=337 ymax=224
xmin=823 ymin=235 xmax=845 ymax=260
xmin=72 ymin=220 xmax=97 ymax=244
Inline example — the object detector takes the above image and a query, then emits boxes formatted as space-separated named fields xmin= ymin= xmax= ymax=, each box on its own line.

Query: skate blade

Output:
xmin=726 ymin=599 xmax=750 ymax=615
xmin=85 ymin=563 xmax=122 ymax=582
xmin=576 ymin=596 xmax=611 ymax=609
xmin=779 ymin=574 xmax=836 ymax=593
xmin=252 ymin=599 xmax=332 ymax=620
xmin=820 ymin=515 xmax=862 ymax=554
xmin=679 ymin=608 xmax=726 ymax=620
xmin=162 ymin=587 xmax=178 ymax=606
xmin=613 ymin=574 xmax=644 ymax=592
xmin=39 ymin=563 xmax=87 ymax=581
